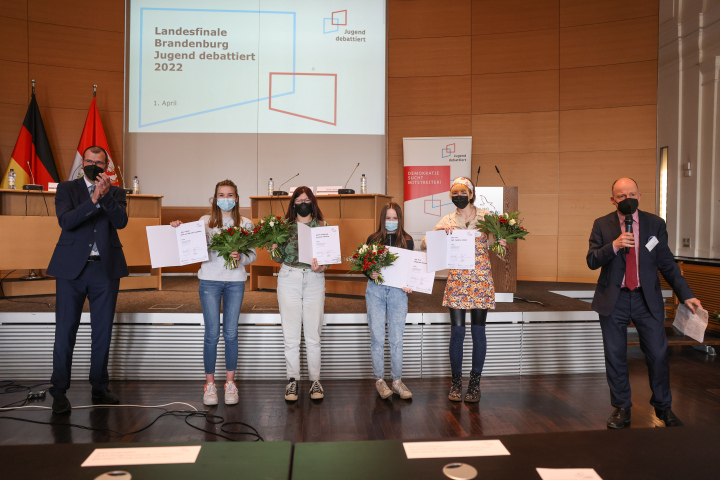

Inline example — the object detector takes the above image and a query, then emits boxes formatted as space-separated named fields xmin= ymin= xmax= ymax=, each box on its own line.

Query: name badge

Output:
xmin=646 ymin=236 xmax=659 ymax=252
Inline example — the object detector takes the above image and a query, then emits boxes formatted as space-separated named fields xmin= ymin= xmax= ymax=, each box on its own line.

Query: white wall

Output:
xmin=658 ymin=0 xmax=720 ymax=259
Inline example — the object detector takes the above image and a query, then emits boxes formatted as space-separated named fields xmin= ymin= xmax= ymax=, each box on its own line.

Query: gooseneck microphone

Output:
xmin=475 ymin=166 xmax=481 ymax=185
xmin=338 ymin=162 xmax=360 ymax=195
xmin=23 ymin=161 xmax=43 ymax=191
xmin=495 ymin=165 xmax=507 ymax=187
xmin=624 ymin=215 xmax=633 ymax=254
xmin=273 ymin=173 xmax=299 ymax=196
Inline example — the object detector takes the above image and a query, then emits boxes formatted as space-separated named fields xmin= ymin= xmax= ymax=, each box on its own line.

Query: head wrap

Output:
xmin=449 ymin=177 xmax=474 ymax=198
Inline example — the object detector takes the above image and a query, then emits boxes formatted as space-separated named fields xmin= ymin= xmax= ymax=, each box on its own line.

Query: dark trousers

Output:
xmin=50 ymin=260 xmax=120 ymax=396
xmin=599 ymin=290 xmax=671 ymax=409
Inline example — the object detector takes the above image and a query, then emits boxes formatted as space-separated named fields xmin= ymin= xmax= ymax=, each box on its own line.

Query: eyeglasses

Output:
xmin=84 ymin=159 xmax=107 ymax=167
xmin=294 ymin=199 xmax=312 ymax=204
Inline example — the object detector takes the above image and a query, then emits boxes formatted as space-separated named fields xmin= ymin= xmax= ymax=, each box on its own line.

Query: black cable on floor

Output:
xmin=0 ymin=270 xmax=53 ymax=307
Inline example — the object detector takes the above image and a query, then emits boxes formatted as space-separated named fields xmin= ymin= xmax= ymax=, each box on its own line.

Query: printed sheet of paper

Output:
xmin=425 ymin=229 xmax=476 ymax=271
xmin=673 ymin=305 xmax=709 ymax=343
xmin=316 ymin=186 xmax=342 ymax=195
xmin=82 ymin=445 xmax=202 ymax=467
xmin=536 ymin=468 xmax=603 ymax=480
xmin=297 ymin=222 xmax=342 ymax=265
xmin=146 ymin=220 xmax=208 ymax=268
xmin=381 ymin=247 xmax=434 ymax=294
xmin=403 ymin=440 xmax=510 ymax=459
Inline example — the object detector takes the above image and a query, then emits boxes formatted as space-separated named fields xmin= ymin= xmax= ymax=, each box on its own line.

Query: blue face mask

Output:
xmin=385 ymin=221 xmax=399 ymax=232
xmin=217 ymin=198 xmax=236 ymax=212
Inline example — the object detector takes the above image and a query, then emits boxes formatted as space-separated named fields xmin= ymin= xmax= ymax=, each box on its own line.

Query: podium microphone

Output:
xmin=495 ymin=165 xmax=507 ymax=187
xmin=117 ymin=165 xmax=133 ymax=195
xmin=475 ymin=166 xmax=481 ymax=185
xmin=624 ymin=215 xmax=633 ymax=254
xmin=22 ymin=161 xmax=43 ymax=191
xmin=338 ymin=162 xmax=360 ymax=195
xmin=273 ymin=173 xmax=299 ymax=196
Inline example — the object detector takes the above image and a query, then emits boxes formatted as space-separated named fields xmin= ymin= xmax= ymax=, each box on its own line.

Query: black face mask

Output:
xmin=617 ymin=198 xmax=639 ymax=215
xmin=295 ymin=203 xmax=313 ymax=217
xmin=452 ymin=196 xmax=470 ymax=209
xmin=83 ymin=164 xmax=104 ymax=182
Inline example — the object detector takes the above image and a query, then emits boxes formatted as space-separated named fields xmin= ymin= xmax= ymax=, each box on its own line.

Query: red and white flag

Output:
xmin=68 ymin=97 xmax=120 ymax=186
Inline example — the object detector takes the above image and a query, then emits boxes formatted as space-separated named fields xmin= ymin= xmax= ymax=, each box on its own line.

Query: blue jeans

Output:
xmin=199 ymin=280 xmax=245 ymax=374
xmin=365 ymin=280 xmax=408 ymax=380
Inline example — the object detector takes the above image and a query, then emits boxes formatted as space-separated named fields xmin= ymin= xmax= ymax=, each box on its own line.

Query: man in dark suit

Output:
xmin=587 ymin=177 xmax=702 ymax=429
xmin=47 ymin=146 xmax=129 ymax=414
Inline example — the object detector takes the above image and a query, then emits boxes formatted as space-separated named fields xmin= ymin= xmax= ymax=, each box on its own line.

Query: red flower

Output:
xmin=499 ymin=219 xmax=507 ymax=224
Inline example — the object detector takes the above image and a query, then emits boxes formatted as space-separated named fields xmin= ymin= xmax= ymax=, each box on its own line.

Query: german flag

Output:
xmin=1 ymin=93 xmax=60 ymax=190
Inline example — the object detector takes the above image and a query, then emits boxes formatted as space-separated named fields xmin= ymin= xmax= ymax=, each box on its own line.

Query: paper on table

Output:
xmin=425 ymin=229 xmax=476 ymax=271
xmin=316 ymin=186 xmax=342 ymax=195
xmin=673 ymin=304 xmax=709 ymax=343
xmin=81 ymin=445 xmax=202 ymax=467
xmin=297 ymin=222 xmax=342 ymax=265
xmin=146 ymin=220 xmax=208 ymax=268
xmin=381 ymin=247 xmax=434 ymax=294
xmin=536 ymin=468 xmax=603 ymax=480
xmin=403 ymin=440 xmax=510 ymax=459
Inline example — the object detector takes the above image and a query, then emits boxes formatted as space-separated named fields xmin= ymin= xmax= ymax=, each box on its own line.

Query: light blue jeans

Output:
xmin=365 ymin=280 xmax=408 ymax=380
xmin=199 ymin=280 xmax=245 ymax=374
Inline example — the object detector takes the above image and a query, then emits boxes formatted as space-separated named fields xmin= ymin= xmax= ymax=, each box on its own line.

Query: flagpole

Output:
xmin=31 ymin=79 xmax=35 ymax=95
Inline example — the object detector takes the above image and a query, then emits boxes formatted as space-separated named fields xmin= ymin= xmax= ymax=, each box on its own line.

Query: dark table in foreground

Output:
xmin=292 ymin=426 xmax=718 ymax=480
xmin=1 ymin=441 xmax=291 ymax=480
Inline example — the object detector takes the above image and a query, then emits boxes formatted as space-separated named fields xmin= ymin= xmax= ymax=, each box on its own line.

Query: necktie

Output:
xmin=625 ymin=246 xmax=638 ymax=290
xmin=89 ymin=184 xmax=96 ymax=196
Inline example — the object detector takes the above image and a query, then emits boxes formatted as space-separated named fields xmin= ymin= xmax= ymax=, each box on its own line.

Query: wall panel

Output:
xmin=389 ymin=36 xmax=471 ymax=78
xmin=0 ymin=60 xmax=29 ymax=105
xmin=472 ymin=70 xmax=559 ymax=114
xmin=474 ymin=153 xmax=559 ymax=194
xmin=560 ymin=0 xmax=659 ymax=28
xmin=389 ymin=76 xmax=471 ymax=116
xmin=517 ymin=235 xmax=558 ymax=281
xmin=389 ymin=0 xmax=471 ymax=39
xmin=0 ymin=0 xmax=28 ymax=20
xmin=517 ymin=194 xmax=559 ymax=236
xmin=28 ymin=0 xmax=125 ymax=32
xmin=559 ymin=105 xmax=657 ymax=152
xmin=0 ymin=16 xmax=29 ymax=62
xmin=472 ymin=111 xmax=559 ymax=154
xmin=29 ymin=65 xmax=124 ymax=112
xmin=0 ymin=103 xmax=28 ymax=148
xmin=472 ymin=0 xmax=559 ymax=35
xmin=559 ymin=149 xmax=657 ymax=195
xmin=388 ymin=115 xmax=472 ymax=156
xmin=557 ymin=235 xmax=600 ymax=282
xmin=472 ymin=29 xmax=559 ymax=74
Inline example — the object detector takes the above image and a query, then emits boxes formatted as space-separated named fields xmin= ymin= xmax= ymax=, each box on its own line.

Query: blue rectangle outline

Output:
xmin=138 ymin=7 xmax=296 ymax=129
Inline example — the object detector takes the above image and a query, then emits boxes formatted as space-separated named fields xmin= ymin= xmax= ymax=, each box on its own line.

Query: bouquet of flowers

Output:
xmin=346 ymin=241 xmax=399 ymax=284
xmin=250 ymin=213 xmax=290 ymax=259
xmin=209 ymin=226 xmax=255 ymax=269
xmin=476 ymin=211 xmax=529 ymax=260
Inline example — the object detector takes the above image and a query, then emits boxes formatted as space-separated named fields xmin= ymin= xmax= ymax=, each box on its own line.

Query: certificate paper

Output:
xmin=146 ymin=220 xmax=209 ymax=268
xmin=425 ymin=229 xmax=476 ymax=271
xmin=403 ymin=440 xmax=510 ymax=459
xmin=297 ymin=223 xmax=342 ymax=265
xmin=381 ymin=247 xmax=434 ymax=294
xmin=536 ymin=468 xmax=603 ymax=480
xmin=82 ymin=446 xmax=202 ymax=467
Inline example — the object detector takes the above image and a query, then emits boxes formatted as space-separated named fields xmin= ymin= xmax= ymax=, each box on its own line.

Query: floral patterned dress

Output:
xmin=423 ymin=209 xmax=496 ymax=310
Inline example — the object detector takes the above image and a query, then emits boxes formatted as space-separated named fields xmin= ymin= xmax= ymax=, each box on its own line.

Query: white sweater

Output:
xmin=197 ymin=215 xmax=257 ymax=281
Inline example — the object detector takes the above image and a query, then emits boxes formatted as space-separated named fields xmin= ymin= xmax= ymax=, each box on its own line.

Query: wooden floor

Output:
xmin=1 ymin=346 xmax=719 ymax=445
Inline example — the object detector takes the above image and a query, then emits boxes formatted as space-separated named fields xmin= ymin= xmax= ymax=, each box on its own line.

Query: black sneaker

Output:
xmin=285 ymin=378 xmax=298 ymax=401
xmin=52 ymin=393 xmax=71 ymax=414
xmin=91 ymin=388 xmax=120 ymax=404
xmin=309 ymin=380 xmax=324 ymax=400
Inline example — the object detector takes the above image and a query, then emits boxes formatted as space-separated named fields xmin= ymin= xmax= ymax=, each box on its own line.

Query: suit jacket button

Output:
xmin=89 ymin=244 xmax=92 ymax=247
xmin=94 ymin=229 xmax=97 ymax=232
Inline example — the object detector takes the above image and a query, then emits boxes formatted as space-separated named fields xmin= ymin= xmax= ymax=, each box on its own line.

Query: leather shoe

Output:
xmin=655 ymin=408 xmax=683 ymax=427
xmin=51 ymin=394 xmax=71 ymax=414
xmin=607 ymin=407 xmax=631 ymax=429
xmin=92 ymin=388 xmax=120 ymax=404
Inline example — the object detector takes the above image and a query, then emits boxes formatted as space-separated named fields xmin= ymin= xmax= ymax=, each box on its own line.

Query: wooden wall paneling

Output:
xmin=0 ymin=0 xmax=28 ymax=20
xmin=474 ymin=153 xmax=559 ymax=194
xmin=28 ymin=0 xmax=125 ymax=32
xmin=54 ymin=148 xmax=80 ymax=181
xmin=101 ymin=110 xmax=125 ymax=166
xmin=389 ymin=76 xmax=471 ymax=116
xmin=560 ymin=16 xmax=658 ymax=69
xmin=388 ymin=0 xmax=471 ymax=39
xmin=386 ymin=154 xmax=404 ymax=204
xmin=471 ymin=0 xmax=559 ymax=35
xmin=0 ymin=60 xmax=29 ymax=105
xmin=389 ymin=36 xmax=471 ymax=78
xmin=28 ymin=22 xmax=124 ymax=71
xmin=29 ymin=65 xmax=124 ymax=112
xmin=559 ymin=149 xmax=657 ymax=195
xmin=0 ymin=145 xmax=12 ymax=176
xmin=559 ymin=105 xmax=657 ymax=152
xmin=36 ymin=107 xmax=87 ymax=152
xmin=472 ymin=111 xmax=559 ymax=154
xmin=0 ymin=103 xmax=29 ymax=147
xmin=517 ymin=234 xmax=558 ymax=281
xmin=517 ymin=194 xmax=559 ymax=236
xmin=387 ymin=115 xmax=472 ymax=156
xmin=557 ymin=194 xmax=614 ymax=236
xmin=471 ymin=29 xmax=559 ymax=75
xmin=472 ymin=70 xmax=559 ymax=114
xmin=560 ymin=0 xmax=659 ymax=28
xmin=557 ymin=235 xmax=598 ymax=283
xmin=560 ymin=60 xmax=658 ymax=110
xmin=0 ymin=16 xmax=29 ymax=62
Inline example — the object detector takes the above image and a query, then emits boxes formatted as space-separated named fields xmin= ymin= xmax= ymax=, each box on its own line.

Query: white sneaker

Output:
xmin=224 ymin=381 xmax=239 ymax=405
xmin=285 ymin=378 xmax=298 ymax=401
xmin=375 ymin=379 xmax=392 ymax=399
xmin=309 ymin=380 xmax=324 ymax=400
xmin=203 ymin=382 xmax=218 ymax=406
xmin=392 ymin=380 xmax=412 ymax=399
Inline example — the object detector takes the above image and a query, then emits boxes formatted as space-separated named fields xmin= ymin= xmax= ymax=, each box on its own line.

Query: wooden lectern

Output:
xmin=0 ymin=188 xmax=163 ymax=297
xmin=488 ymin=186 xmax=518 ymax=295
xmin=249 ymin=194 xmax=392 ymax=295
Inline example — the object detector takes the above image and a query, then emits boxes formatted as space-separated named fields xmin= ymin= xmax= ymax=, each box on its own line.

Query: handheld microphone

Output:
xmin=495 ymin=165 xmax=507 ymax=187
xmin=273 ymin=173 xmax=299 ymax=196
xmin=22 ymin=161 xmax=43 ymax=190
xmin=338 ymin=162 xmax=360 ymax=195
xmin=624 ymin=215 xmax=633 ymax=254
xmin=475 ymin=166 xmax=481 ymax=185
